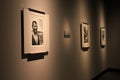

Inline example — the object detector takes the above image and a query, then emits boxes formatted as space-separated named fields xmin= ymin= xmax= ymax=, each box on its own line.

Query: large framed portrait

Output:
xmin=23 ymin=8 xmax=49 ymax=54
xmin=100 ymin=27 xmax=106 ymax=47
xmin=81 ymin=22 xmax=90 ymax=48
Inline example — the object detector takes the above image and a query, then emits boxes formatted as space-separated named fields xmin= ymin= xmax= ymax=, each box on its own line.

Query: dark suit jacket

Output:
xmin=32 ymin=35 xmax=40 ymax=45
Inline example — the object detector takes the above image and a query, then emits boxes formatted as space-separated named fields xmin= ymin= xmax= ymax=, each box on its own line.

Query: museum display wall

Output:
xmin=105 ymin=0 xmax=120 ymax=68
xmin=0 ymin=0 xmax=108 ymax=80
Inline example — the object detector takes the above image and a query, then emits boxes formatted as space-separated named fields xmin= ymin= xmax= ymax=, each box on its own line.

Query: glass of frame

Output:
xmin=81 ymin=22 xmax=90 ymax=48
xmin=23 ymin=8 xmax=49 ymax=54
xmin=100 ymin=27 xmax=106 ymax=47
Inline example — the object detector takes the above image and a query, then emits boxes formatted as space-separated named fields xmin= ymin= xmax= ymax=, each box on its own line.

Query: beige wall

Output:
xmin=0 ymin=0 xmax=107 ymax=80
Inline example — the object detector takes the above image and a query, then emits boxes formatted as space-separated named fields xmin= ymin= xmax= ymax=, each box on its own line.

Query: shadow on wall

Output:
xmin=21 ymin=10 xmax=48 ymax=61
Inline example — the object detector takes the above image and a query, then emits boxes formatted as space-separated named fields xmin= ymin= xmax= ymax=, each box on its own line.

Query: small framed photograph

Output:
xmin=23 ymin=8 xmax=49 ymax=54
xmin=100 ymin=27 xmax=106 ymax=47
xmin=81 ymin=22 xmax=90 ymax=48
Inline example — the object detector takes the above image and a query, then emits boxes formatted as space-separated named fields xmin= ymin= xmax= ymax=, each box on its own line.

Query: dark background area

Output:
xmin=104 ymin=0 xmax=120 ymax=68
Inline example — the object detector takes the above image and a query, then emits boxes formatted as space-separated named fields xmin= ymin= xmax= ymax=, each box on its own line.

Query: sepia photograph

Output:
xmin=32 ymin=20 xmax=43 ymax=45
xmin=84 ymin=26 xmax=89 ymax=43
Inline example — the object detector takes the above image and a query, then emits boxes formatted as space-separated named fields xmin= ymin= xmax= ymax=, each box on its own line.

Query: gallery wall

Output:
xmin=0 ymin=0 xmax=107 ymax=80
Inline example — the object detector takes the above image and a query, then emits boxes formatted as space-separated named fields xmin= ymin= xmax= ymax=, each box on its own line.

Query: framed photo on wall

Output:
xmin=100 ymin=27 xmax=106 ymax=47
xmin=23 ymin=8 xmax=49 ymax=54
xmin=81 ymin=22 xmax=90 ymax=49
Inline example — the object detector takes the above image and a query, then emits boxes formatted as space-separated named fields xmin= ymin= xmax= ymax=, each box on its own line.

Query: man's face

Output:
xmin=32 ymin=22 xmax=38 ymax=34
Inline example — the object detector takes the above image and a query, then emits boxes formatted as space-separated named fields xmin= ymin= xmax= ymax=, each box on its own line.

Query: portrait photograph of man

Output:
xmin=32 ymin=19 xmax=43 ymax=45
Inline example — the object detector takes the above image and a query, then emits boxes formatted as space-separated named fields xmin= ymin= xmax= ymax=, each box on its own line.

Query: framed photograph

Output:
xmin=81 ymin=22 xmax=90 ymax=48
xmin=100 ymin=27 xmax=106 ymax=47
xmin=23 ymin=8 xmax=49 ymax=54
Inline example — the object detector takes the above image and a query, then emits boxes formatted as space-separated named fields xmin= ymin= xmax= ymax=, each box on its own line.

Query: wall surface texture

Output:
xmin=0 ymin=0 xmax=107 ymax=80
xmin=106 ymin=0 xmax=120 ymax=68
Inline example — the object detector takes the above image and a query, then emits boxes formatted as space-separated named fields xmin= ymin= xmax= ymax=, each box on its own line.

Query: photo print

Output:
xmin=81 ymin=22 xmax=90 ymax=49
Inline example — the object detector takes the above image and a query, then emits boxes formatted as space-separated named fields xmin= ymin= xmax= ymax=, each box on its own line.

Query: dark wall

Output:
xmin=105 ymin=0 xmax=120 ymax=68
xmin=0 ymin=0 xmax=107 ymax=80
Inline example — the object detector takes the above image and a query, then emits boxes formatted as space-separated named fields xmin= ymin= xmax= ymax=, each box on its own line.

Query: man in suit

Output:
xmin=32 ymin=21 xmax=40 ymax=45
